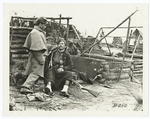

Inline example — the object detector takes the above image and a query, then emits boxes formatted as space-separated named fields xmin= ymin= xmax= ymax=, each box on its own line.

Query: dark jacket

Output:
xmin=44 ymin=48 xmax=73 ymax=73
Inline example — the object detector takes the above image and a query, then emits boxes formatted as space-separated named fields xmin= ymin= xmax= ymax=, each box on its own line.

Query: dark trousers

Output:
xmin=44 ymin=68 xmax=73 ymax=90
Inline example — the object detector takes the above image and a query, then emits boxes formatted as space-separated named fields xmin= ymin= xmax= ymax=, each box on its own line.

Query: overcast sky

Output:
xmin=4 ymin=3 xmax=148 ymax=40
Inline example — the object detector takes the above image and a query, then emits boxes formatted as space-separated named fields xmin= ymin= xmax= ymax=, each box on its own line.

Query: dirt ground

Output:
xmin=9 ymin=75 xmax=143 ymax=112
xmin=9 ymin=44 xmax=143 ymax=112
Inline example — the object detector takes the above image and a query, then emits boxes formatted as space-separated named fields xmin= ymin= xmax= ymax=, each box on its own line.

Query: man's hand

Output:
xmin=60 ymin=60 xmax=63 ymax=64
xmin=57 ymin=68 xmax=64 ymax=73
xmin=33 ymin=51 xmax=45 ymax=65
xmin=39 ymin=61 xmax=45 ymax=65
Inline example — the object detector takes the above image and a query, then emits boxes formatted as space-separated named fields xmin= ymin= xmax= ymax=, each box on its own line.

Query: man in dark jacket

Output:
xmin=44 ymin=38 xmax=73 ymax=97
xmin=20 ymin=17 xmax=48 ymax=94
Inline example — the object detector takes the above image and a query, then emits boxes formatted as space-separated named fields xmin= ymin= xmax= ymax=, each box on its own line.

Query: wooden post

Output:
xmin=71 ymin=25 xmax=81 ymax=40
xmin=101 ymin=28 xmax=112 ymax=56
xmin=58 ymin=14 xmax=62 ymax=35
xmin=128 ymin=30 xmax=133 ymax=47
xmin=131 ymin=34 xmax=141 ymax=60
xmin=10 ymin=16 xmax=14 ymax=67
xmin=89 ymin=28 xmax=102 ymax=54
xmin=51 ymin=19 xmax=54 ymax=31
xmin=10 ymin=16 xmax=13 ymax=46
xmin=57 ymin=14 xmax=62 ymax=41
xmin=66 ymin=18 xmax=69 ymax=45
xmin=118 ymin=17 xmax=131 ymax=81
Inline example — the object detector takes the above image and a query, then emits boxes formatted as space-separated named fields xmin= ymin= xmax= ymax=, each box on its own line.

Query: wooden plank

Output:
xmin=83 ymin=53 xmax=133 ymax=62
xmin=118 ymin=17 xmax=131 ymax=81
xmin=11 ymin=49 xmax=28 ymax=54
xmin=11 ymin=37 xmax=26 ymax=41
xmin=10 ymin=30 xmax=31 ymax=34
xmin=134 ymin=65 xmax=143 ymax=69
xmin=10 ymin=26 xmax=33 ymax=30
xmin=11 ymin=44 xmax=24 ymax=49
xmin=133 ymin=70 xmax=143 ymax=74
xmin=11 ymin=34 xmax=27 ymax=38
xmin=89 ymin=28 xmax=102 ymax=54
xmin=106 ymin=73 xmax=130 ymax=80
xmin=11 ymin=40 xmax=25 ymax=44
xmin=110 ymin=68 xmax=130 ymax=73
xmin=71 ymin=25 xmax=81 ymax=40
xmin=12 ymin=54 xmax=28 ymax=59
xmin=66 ymin=19 xmax=69 ymax=44
xmin=101 ymin=29 xmax=112 ymax=55
xmin=117 ymin=52 xmax=143 ymax=59
xmin=131 ymin=34 xmax=141 ymax=60
xmin=57 ymin=14 xmax=62 ymax=41
xmin=134 ymin=74 xmax=143 ymax=76
xmin=101 ymin=26 xmax=143 ymax=29
xmin=133 ymin=61 xmax=143 ymax=65
xmin=108 ymin=62 xmax=131 ymax=68
xmin=12 ymin=16 xmax=72 ymax=20
xmin=133 ymin=68 xmax=143 ymax=71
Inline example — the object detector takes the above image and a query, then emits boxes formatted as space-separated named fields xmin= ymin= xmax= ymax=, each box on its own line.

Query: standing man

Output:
xmin=20 ymin=17 xmax=47 ymax=94
xmin=44 ymin=38 xmax=73 ymax=97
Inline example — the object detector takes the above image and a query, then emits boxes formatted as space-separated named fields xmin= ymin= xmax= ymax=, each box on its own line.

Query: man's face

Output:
xmin=39 ymin=23 xmax=46 ymax=30
xmin=58 ymin=41 xmax=65 ymax=50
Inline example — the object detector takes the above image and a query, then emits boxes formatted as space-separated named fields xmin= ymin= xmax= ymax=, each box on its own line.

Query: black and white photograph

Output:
xmin=2 ymin=1 xmax=149 ymax=117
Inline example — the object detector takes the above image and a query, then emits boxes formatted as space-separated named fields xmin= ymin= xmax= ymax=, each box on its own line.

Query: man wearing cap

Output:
xmin=20 ymin=17 xmax=48 ymax=94
xmin=44 ymin=38 xmax=73 ymax=97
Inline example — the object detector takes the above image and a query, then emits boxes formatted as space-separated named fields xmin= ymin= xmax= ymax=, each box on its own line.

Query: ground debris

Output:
xmin=9 ymin=75 xmax=143 ymax=111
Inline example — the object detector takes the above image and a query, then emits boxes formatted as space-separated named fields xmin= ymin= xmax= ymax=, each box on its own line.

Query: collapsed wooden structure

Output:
xmin=10 ymin=11 xmax=143 ymax=82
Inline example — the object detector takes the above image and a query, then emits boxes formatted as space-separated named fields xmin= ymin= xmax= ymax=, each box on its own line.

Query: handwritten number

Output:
xmin=112 ymin=103 xmax=127 ymax=108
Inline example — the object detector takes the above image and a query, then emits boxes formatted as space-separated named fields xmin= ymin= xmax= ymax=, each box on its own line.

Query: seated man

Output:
xmin=44 ymin=38 xmax=73 ymax=97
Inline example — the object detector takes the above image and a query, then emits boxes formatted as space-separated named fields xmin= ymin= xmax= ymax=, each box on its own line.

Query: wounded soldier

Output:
xmin=44 ymin=38 xmax=73 ymax=97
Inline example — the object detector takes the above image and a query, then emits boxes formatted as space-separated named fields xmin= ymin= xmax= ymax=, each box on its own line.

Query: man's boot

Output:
xmin=60 ymin=85 xmax=69 ymax=98
xmin=45 ymin=82 xmax=54 ymax=97
xmin=20 ymin=73 xmax=39 ymax=94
